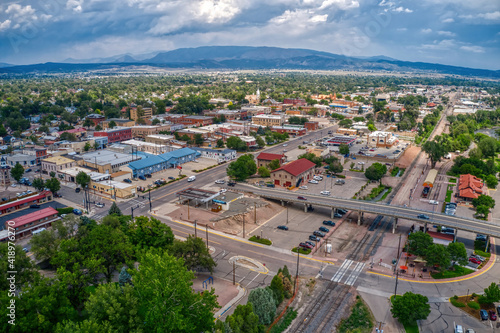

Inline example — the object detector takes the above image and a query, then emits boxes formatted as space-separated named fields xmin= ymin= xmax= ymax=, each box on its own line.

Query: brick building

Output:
xmin=458 ymin=174 xmax=484 ymax=201
xmin=270 ymin=158 xmax=316 ymax=187
xmin=86 ymin=114 xmax=106 ymax=126
xmin=252 ymin=114 xmax=284 ymax=127
xmin=10 ymin=207 xmax=60 ymax=239
xmin=42 ymin=156 xmax=76 ymax=174
xmin=94 ymin=127 xmax=132 ymax=143
xmin=256 ymin=153 xmax=286 ymax=169
xmin=130 ymin=107 xmax=153 ymax=122
xmin=304 ymin=122 xmax=319 ymax=131
xmin=131 ymin=124 xmax=172 ymax=139
xmin=102 ymin=118 xmax=135 ymax=129
xmin=271 ymin=126 xmax=306 ymax=136
xmin=0 ymin=191 xmax=53 ymax=215
xmin=283 ymin=98 xmax=307 ymax=106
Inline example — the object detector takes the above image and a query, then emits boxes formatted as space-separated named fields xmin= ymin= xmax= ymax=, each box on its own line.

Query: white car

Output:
xmin=320 ymin=191 xmax=331 ymax=196
xmin=215 ymin=179 xmax=225 ymax=184
xmin=313 ymin=176 xmax=323 ymax=181
xmin=283 ymin=144 xmax=288 ymax=147
xmin=429 ymin=200 xmax=439 ymax=205
xmin=299 ymin=185 xmax=308 ymax=190
xmin=357 ymin=161 xmax=365 ymax=165
xmin=308 ymin=180 xmax=319 ymax=184
xmin=95 ymin=202 xmax=105 ymax=208
xmin=11 ymin=184 xmax=17 ymax=187
xmin=220 ymin=189 xmax=227 ymax=193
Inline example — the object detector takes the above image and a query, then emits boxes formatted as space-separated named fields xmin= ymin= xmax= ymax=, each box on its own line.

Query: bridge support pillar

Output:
xmin=485 ymin=236 xmax=490 ymax=252
xmin=453 ymin=229 xmax=457 ymax=242
xmin=357 ymin=211 xmax=361 ymax=226
xmin=331 ymin=207 xmax=335 ymax=219
xmin=393 ymin=218 xmax=398 ymax=234
xmin=304 ymin=204 xmax=308 ymax=213
xmin=424 ymin=223 xmax=428 ymax=233
xmin=281 ymin=201 xmax=284 ymax=207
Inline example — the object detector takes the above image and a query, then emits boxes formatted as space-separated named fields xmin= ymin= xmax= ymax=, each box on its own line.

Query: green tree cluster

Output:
xmin=364 ymin=163 xmax=387 ymax=183
xmin=227 ymin=154 xmax=257 ymax=180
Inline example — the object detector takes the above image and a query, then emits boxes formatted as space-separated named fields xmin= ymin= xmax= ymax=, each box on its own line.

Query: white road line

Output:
xmin=245 ymin=272 xmax=261 ymax=288
xmin=345 ymin=262 xmax=365 ymax=286
xmin=331 ymin=259 xmax=353 ymax=283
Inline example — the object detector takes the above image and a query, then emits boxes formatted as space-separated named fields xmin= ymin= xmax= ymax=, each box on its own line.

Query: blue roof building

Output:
xmin=128 ymin=147 xmax=200 ymax=178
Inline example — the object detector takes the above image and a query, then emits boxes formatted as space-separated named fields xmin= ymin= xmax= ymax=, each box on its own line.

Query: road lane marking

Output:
xmin=246 ymin=250 xmax=323 ymax=269
xmin=332 ymin=259 xmax=353 ymax=283
xmin=345 ymin=262 xmax=365 ymax=286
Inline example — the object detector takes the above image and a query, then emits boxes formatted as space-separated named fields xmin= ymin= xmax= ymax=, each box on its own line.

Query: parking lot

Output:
xmin=348 ymin=141 xmax=410 ymax=160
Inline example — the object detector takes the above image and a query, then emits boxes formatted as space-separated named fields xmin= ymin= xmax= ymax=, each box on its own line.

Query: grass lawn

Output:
xmin=445 ymin=190 xmax=453 ymax=202
xmin=249 ymin=235 xmax=272 ymax=245
xmin=292 ymin=247 xmax=311 ymax=254
xmin=404 ymin=322 xmax=419 ymax=333
xmin=338 ymin=296 xmax=375 ymax=333
xmin=431 ymin=265 xmax=475 ymax=279
xmin=448 ymin=178 xmax=457 ymax=183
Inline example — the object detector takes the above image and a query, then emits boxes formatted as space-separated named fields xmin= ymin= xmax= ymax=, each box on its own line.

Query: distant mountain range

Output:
xmin=1 ymin=46 xmax=498 ymax=78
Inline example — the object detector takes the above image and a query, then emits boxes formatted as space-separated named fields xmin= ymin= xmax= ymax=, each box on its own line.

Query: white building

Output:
xmin=368 ymin=131 xmax=398 ymax=148
xmin=193 ymin=148 xmax=236 ymax=163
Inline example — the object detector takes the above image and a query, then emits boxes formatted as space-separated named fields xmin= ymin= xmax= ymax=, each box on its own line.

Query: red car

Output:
xmin=299 ymin=242 xmax=313 ymax=249
xmin=469 ymin=257 xmax=481 ymax=265
xmin=297 ymin=196 xmax=307 ymax=200
xmin=490 ymin=310 xmax=497 ymax=321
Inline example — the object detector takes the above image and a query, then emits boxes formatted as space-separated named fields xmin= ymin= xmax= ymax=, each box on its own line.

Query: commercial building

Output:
xmin=90 ymin=179 xmax=136 ymax=199
xmin=131 ymin=124 xmax=172 ymax=139
xmin=283 ymin=98 xmax=307 ymax=106
xmin=86 ymin=114 xmax=106 ymax=126
xmin=270 ymin=158 xmax=316 ymax=187
xmin=0 ymin=157 xmax=10 ymax=186
xmin=10 ymin=207 xmax=60 ymax=239
xmin=251 ymin=114 xmax=284 ymax=127
xmin=130 ymin=107 xmax=153 ymax=122
xmin=458 ymin=174 xmax=484 ymax=201
xmin=256 ymin=153 xmax=286 ymax=169
xmin=127 ymin=147 xmax=200 ymax=178
xmin=145 ymin=134 xmax=174 ymax=145
xmin=194 ymin=148 xmax=236 ymax=163
xmin=42 ymin=156 xmax=76 ymax=174
xmin=6 ymin=154 xmax=37 ymax=168
xmin=239 ymin=136 xmax=257 ymax=147
xmin=181 ymin=116 xmax=214 ymax=127
xmin=102 ymin=118 xmax=135 ymax=129
xmin=271 ymin=126 xmax=306 ymax=136
xmin=79 ymin=149 xmax=140 ymax=174
xmin=57 ymin=166 xmax=110 ymax=183
xmin=121 ymin=139 xmax=169 ymax=155
xmin=304 ymin=122 xmax=319 ymax=131
xmin=0 ymin=191 xmax=53 ymax=215
xmin=56 ymin=127 xmax=87 ymax=139
xmin=368 ymin=131 xmax=398 ymax=148
xmin=323 ymin=136 xmax=357 ymax=147
xmin=94 ymin=127 xmax=132 ymax=144
xmin=337 ymin=128 xmax=357 ymax=136
xmin=177 ymin=128 xmax=212 ymax=140
xmin=240 ymin=105 xmax=272 ymax=116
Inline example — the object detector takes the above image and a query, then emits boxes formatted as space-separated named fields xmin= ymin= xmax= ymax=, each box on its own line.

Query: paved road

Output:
xmin=242 ymin=185 xmax=500 ymax=239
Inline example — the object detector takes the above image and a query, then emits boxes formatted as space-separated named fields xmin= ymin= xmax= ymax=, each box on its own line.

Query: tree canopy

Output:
xmin=364 ymin=163 xmax=387 ymax=183
xmin=227 ymin=154 xmax=257 ymax=180
xmin=391 ymin=292 xmax=431 ymax=326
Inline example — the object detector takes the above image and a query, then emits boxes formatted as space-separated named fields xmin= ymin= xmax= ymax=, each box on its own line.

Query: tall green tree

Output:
xmin=32 ymin=177 xmax=45 ymax=191
xmin=216 ymin=139 xmax=224 ymax=148
xmin=268 ymin=159 xmax=281 ymax=171
xmin=407 ymin=232 xmax=433 ymax=257
xmin=329 ymin=161 xmax=343 ymax=174
xmin=422 ymin=140 xmax=447 ymax=168
xmin=364 ymin=162 xmax=387 ymax=183
xmin=257 ymin=166 xmax=270 ymax=178
xmin=472 ymin=195 xmax=495 ymax=209
xmin=131 ymin=250 xmax=219 ymax=332
xmin=76 ymin=171 xmax=91 ymax=190
xmin=108 ymin=202 xmax=122 ymax=216
xmin=339 ymin=143 xmax=350 ymax=155
xmin=169 ymin=235 xmax=217 ymax=273
xmin=0 ymin=243 xmax=39 ymax=292
xmin=483 ymin=282 xmax=500 ymax=303
xmin=447 ymin=242 xmax=468 ymax=266
xmin=224 ymin=303 xmax=263 ymax=333
xmin=194 ymin=133 xmax=204 ymax=146
xmin=126 ymin=216 xmax=174 ymax=250
xmin=108 ymin=120 xmax=117 ymax=129
xmin=248 ymin=287 xmax=276 ymax=325
xmin=478 ymin=136 xmax=497 ymax=158
xmin=227 ymin=154 xmax=257 ymax=180
xmin=45 ymin=177 xmax=61 ymax=194
xmin=425 ymin=244 xmax=451 ymax=270
xmin=256 ymin=136 xmax=265 ymax=148
xmin=10 ymin=162 xmax=25 ymax=182
xmin=391 ymin=292 xmax=431 ymax=326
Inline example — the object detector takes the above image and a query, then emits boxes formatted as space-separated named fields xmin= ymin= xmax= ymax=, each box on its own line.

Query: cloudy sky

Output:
xmin=0 ymin=0 xmax=499 ymax=69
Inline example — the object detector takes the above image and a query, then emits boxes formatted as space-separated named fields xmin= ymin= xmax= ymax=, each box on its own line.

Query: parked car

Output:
xmin=75 ymin=187 xmax=81 ymax=193
xmin=123 ymin=178 xmax=132 ymax=183
xmin=323 ymin=220 xmax=335 ymax=226
xmin=319 ymin=226 xmax=329 ymax=233
xmin=145 ymin=174 xmax=152 ymax=178
xmin=95 ymin=202 xmax=105 ymax=208
xmin=320 ymin=191 xmax=331 ymax=196
xmin=283 ymin=144 xmax=288 ymax=147
xmin=29 ymin=204 xmax=40 ymax=208
xmin=480 ymin=309 xmax=489 ymax=320
xmin=454 ymin=325 xmax=463 ymax=333
xmin=417 ymin=214 xmax=430 ymax=220
xmin=429 ymin=200 xmax=439 ymax=205
xmin=277 ymin=225 xmax=288 ymax=231
xmin=337 ymin=209 xmax=348 ymax=215
xmin=266 ymin=183 xmax=275 ymax=188
xmin=489 ymin=310 xmax=497 ymax=321
xmin=333 ymin=212 xmax=343 ymax=218
xmin=22 ymin=247 xmax=29 ymax=253
xmin=299 ymin=185 xmax=308 ymax=190
xmin=313 ymin=176 xmax=323 ymax=181
xmin=228 ymin=181 xmax=236 ymax=187
xmin=215 ymin=179 xmax=225 ymax=184
xmin=335 ymin=179 xmax=345 ymax=185
xmin=11 ymin=184 xmax=16 ymax=187
xmin=476 ymin=234 xmax=487 ymax=241
xmin=299 ymin=242 xmax=313 ymax=249
xmin=25 ymin=168 xmax=32 ymax=172
xmin=470 ymin=254 xmax=485 ymax=262
xmin=465 ymin=329 xmax=474 ymax=333
xmin=305 ymin=241 xmax=315 ymax=247
xmin=468 ymin=257 xmax=481 ymax=265
xmin=309 ymin=235 xmax=320 ymax=241
xmin=308 ymin=180 xmax=319 ymax=184
xmin=297 ymin=196 xmax=307 ymax=200
xmin=138 ymin=175 xmax=146 ymax=180
xmin=497 ymin=305 xmax=500 ymax=315
xmin=73 ymin=209 xmax=82 ymax=216
xmin=313 ymin=231 xmax=325 ymax=237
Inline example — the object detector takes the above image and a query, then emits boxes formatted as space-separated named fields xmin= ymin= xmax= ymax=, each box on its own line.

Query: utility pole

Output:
xmin=148 ymin=189 xmax=152 ymax=212
xmin=233 ymin=261 xmax=235 ymax=285
xmin=394 ymin=234 xmax=402 ymax=297
xmin=187 ymin=199 xmax=190 ymax=221
xmin=242 ymin=214 xmax=245 ymax=238
xmin=286 ymin=202 xmax=289 ymax=224
xmin=294 ymin=247 xmax=299 ymax=295
xmin=205 ymin=224 xmax=209 ymax=249
xmin=254 ymin=203 xmax=257 ymax=224
xmin=194 ymin=220 xmax=197 ymax=238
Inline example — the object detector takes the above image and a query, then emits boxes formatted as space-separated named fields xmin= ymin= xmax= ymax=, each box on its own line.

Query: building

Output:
xmin=9 ymin=207 xmax=60 ymax=239
xmin=102 ymin=118 xmax=135 ymax=129
xmin=131 ymin=125 xmax=172 ymax=139
xmin=90 ymin=179 xmax=136 ymax=199
xmin=79 ymin=149 xmax=140 ymax=174
xmin=283 ymin=98 xmax=307 ymax=106
xmin=130 ymin=107 xmax=153 ymax=122
xmin=58 ymin=140 xmax=96 ymax=154
xmin=323 ymin=136 xmax=357 ymax=147
xmin=0 ymin=157 xmax=10 ymax=186
xmin=145 ymin=134 xmax=174 ymax=145
xmin=177 ymin=128 xmax=211 ymax=140
xmin=256 ymin=153 xmax=286 ymax=169
xmin=304 ymin=122 xmax=319 ymax=131
xmin=271 ymin=126 xmax=306 ymax=136
xmin=252 ymin=114 xmax=284 ymax=127
xmin=239 ymin=136 xmax=257 ymax=147
xmin=368 ymin=131 xmax=398 ymax=148
xmin=87 ymin=136 xmax=108 ymax=149
xmin=56 ymin=127 xmax=87 ymax=139
xmin=57 ymin=166 xmax=110 ymax=183
xmin=121 ymin=139 xmax=169 ymax=155
xmin=0 ymin=191 xmax=53 ymax=215
xmin=86 ymin=114 xmax=106 ymax=126
xmin=270 ymin=158 xmax=316 ymax=187
xmin=181 ymin=116 xmax=214 ymax=127
xmin=337 ymin=128 xmax=357 ymax=136
xmin=94 ymin=127 xmax=132 ymax=144
xmin=127 ymin=147 xmax=200 ymax=178
xmin=241 ymin=105 xmax=272 ymax=116
xmin=194 ymin=148 xmax=236 ymax=163
xmin=6 ymin=154 xmax=37 ymax=169
xmin=458 ymin=174 xmax=484 ymax=201
xmin=41 ymin=156 xmax=76 ymax=175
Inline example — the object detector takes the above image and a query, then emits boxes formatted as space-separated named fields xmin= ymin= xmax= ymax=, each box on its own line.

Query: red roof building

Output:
xmin=57 ymin=127 xmax=87 ymax=138
xmin=270 ymin=158 xmax=316 ymax=187
xmin=427 ymin=102 xmax=437 ymax=108
xmin=257 ymin=153 xmax=286 ymax=169
xmin=11 ymin=207 xmax=60 ymax=239
xmin=458 ymin=174 xmax=484 ymax=200
xmin=0 ymin=191 xmax=53 ymax=215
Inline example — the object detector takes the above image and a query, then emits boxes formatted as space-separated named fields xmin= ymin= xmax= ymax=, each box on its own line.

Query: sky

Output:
xmin=0 ymin=0 xmax=499 ymax=70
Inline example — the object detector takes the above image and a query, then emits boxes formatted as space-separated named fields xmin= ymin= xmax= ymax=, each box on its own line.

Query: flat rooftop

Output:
xmin=81 ymin=149 xmax=139 ymax=166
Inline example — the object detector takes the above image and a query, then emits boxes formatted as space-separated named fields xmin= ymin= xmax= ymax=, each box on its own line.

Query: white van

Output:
xmin=187 ymin=176 xmax=196 ymax=182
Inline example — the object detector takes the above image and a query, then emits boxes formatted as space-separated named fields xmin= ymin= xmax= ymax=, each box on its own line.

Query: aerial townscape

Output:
xmin=0 ymin=1 xmax=499 ymax=333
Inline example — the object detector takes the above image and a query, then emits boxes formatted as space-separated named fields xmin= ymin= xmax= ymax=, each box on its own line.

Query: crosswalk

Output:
xmin=331 ymin=259 xmax=366 ymax=286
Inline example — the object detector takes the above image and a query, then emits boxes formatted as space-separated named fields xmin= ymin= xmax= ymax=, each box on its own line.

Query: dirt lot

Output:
xmin=395 ymin=145 xmax=421 ymax=169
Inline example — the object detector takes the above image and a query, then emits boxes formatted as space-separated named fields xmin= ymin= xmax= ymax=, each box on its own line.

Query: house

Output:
xmin=270 ymin=158 xmax=316 ymax=187
xmin=256 ymin=153 xmax=286 ymax=169
xmin=458 ymin=174 xmax=484 ymax=200
xmin=56 ymin=127 xmax=87 ymax=139
xmin=194 ymin=148 xmax=236 ymax=163
xmin=102 ymin=118 xmax=135 ymax=129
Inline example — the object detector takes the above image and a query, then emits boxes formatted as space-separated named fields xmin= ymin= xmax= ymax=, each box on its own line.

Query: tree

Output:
xmin=364 ymin=163 xmax=387 ymax=183
xmin=338 ymin=119 xmax=353 ymax=128
xmin=0 ymin=124 xmax=7 ymax=136
xmin=248 ymin=287 xmax=276 ymax=325
xmin=257 ymin=166 xmax=270 ymax=178
xmin=83 ymin=142 xmax=91 ymax=152
xmin=32 ymin=177 xmax=45 ymax=191
xmin=227 ymin=154 xmax=257 ymax=181
xmin=478 ymin=136 xmax=497 ymax=158
xmin=216 ymin=139 xmax=224 ymax=148
xmin=472 ymin=194 xmax=495 ymax=209
xmin=50 ymin=171 xmax=56 ymax=178
xmin=76 ymin=171 xmax=91 ymax=190
xmin=422 ymin=140 xmax=447 ymax=168
xmin=108 ymin=120 xmax=117 ymax=129
xmin=108 ymin=202 xmax=122 ymax=216
xmin=152 ymin=118 xmax=161 ymax=125
xmin=95 ymin=124 xmax=102 ymax=131
xmin=485 ymin=174 xmax=498 ymax=188
xmin=118 ymin=266 xmax=132 ymax=287
xmin=469 ymin=147 xmax=483 ymax=160
xmin=194 ymin=133 xmax=204 ymax=146
xmin=269 ymin=273 xmax=285 ymax=305
xmin=329 ymin=161 xmax=343 ymax=174
xmin=0 ymin=243 xmax=39 ymax=292
xmin=483 ymin=282 xmax=500 ymax=303
xmin=60 ymin=132 xmax=78 ymax=142
xmin=93 ymin=141 xmax=100 ymax=150
xmin=407 ymin=231 xmax=433 ymax=257
xmin=169 ymin=235 xmax=217 ymax=273
xmin=447 ymin=242 xmax=468 ymax=266
xmin=268 ymin=159 xmax=281 ymax=171
xmin=83 ymin=118 xmax=93 ymax=129
xmin=83 ymin=283 xmax=142 ymax=333
xmin=227 ymin=136 xmax=247 ymax=152
xmin=256 ymin=136 xmax=265 ymax=148
xmin=131 ymin=250 xmax=219 ymax=333
xmin=475 ymin=205 xmax=490 ymax=219
xmin=391 ymin=292 xmax=431 ymax=326
xmin=10 ymin=162 xmax=24 ymax=182
xmin=126 ymin=216 xmax=174 ymax=250
xmin=224 ymin=303 xmax=263 ymax=333
xmin=424 ymin=244 xmax=451 ymax=269
xmin=339 ymin=143 xmax=349 ymax=155
xmin=45 ymin=177 xmax=61 ymax=194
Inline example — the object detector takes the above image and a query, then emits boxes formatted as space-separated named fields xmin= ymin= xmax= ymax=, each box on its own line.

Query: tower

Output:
xmin=0 ymin=156 xmax=11 ymax=186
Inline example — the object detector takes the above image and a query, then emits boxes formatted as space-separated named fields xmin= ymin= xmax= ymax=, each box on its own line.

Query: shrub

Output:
xmin=249 ymin=235 xmax=272 ymax=245
xmin=270 ymin=308 xmax=298 ymax=333
xmin=292 ymin=247 xmax=311 ymax=254
xmin=450 ymin=298 xmax=465 ymax=308
xmin=56 ymin=207 xmax=74 ymax=215
xmin=467 ymin=301 xmax=480 ymax=310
